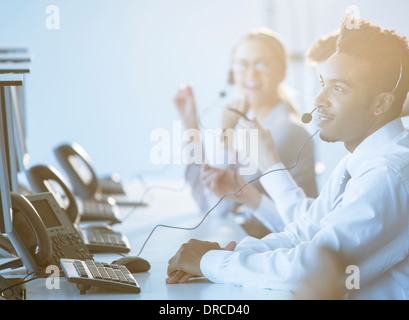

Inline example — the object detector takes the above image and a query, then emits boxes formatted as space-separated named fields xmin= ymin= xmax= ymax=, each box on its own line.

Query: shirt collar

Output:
xmin=346 ymin=118 xmax=405 ymax=177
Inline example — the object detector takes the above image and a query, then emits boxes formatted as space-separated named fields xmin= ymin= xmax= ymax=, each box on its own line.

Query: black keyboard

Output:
xmin=60 ymin=258 xmax=141 ymax=294
xmin=81 ymin=227 xmax=131 ymax=253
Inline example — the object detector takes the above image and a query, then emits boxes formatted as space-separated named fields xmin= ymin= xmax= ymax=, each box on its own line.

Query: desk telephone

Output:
xmin=54 ymin=142 xmax=147 ymax=207
xmin=26 ymin=164 xmax=130 ymax=254
xmin=9 ymin=192 xmax=93 ymax=274
xmin=29 ymin=162 xmax=121 ymax=224
xmin=7 ymin=192 xmax=140 ymax=294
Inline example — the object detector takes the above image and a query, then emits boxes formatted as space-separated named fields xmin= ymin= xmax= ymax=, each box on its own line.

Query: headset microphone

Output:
xmin=301 ymin=107 xmax=317 ymax=124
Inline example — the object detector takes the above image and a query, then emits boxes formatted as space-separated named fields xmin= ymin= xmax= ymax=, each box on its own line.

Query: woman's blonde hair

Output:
xmin=231 ymin=27 xmax=298 ymax=115
xmin=237 ymin=27 xmax=289 ymax=69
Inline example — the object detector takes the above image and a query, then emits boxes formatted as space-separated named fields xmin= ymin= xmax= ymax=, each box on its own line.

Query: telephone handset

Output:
xmin=27 ymin=164 xmax=80 ymax=224
xmin=26 ymin=165 xmax=130 ymax=253
xmin=54 ymin=142 xmax=125 ymax=200
xmin=54 ymin=143 xmax=146 ymax=207
xmin=10 ymin=192 xmax=52 ymax=269
xmin=9 ymin=192 xmax=94 ymax=275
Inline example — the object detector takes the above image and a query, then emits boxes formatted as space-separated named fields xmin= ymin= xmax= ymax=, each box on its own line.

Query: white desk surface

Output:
xmin=2 ymin=179 xmax=293 ymax=300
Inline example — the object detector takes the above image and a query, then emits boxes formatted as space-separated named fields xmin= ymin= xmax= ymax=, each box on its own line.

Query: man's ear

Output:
xmin=372 ymin=92 xmax=395 ymax=116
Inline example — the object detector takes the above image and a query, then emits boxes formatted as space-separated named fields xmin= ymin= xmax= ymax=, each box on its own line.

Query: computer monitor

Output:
xmin=0 ymin=79 xmax=28 ymax=232
xmin=1 ymin=86 xmax=19 ymax=193
xmin=0 ymin=86 xmax=13 ymax=234
xmin=9 ymin=85 xmax=29 ymax=173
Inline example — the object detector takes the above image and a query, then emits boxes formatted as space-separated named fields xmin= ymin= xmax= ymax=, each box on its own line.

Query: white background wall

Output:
xmin=1 ymin=0 xmax=408 ymax=191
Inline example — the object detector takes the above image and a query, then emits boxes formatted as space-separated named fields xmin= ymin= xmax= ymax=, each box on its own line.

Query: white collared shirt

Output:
xmin=201 ymin=118 xmax=409 ymax=299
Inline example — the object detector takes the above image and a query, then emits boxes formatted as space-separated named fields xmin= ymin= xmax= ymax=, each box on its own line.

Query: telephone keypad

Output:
xmin=49 ymin=233 xmax=93 ymax=265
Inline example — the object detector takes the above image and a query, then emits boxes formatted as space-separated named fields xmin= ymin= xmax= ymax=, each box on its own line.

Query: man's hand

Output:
xmin=166 ymin=239 xmax=236 ymax=284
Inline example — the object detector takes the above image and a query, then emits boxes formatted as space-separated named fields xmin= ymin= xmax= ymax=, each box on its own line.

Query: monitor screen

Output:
xmin=0 ymin=86 xmax=13 ymax=233
xmin=0 ymin=82 xmax=26 ymax=233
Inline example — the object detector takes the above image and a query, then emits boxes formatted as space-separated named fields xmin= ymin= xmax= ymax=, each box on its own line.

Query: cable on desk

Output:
xmin=135 ymin=129 xmax=320 ymax=257
xmin=0 ymin=270 xmax=39 ymax=299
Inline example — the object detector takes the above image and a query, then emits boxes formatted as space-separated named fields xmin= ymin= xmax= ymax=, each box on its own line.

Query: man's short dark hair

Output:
xmin=305 ymin=31 xmax=339 ymax=65
xmin=336 ymin=17 xmax=409 ymax=117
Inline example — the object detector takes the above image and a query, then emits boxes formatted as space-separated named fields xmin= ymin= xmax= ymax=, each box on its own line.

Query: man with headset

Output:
xmin=166 ymin=17 xmax=409 ymax=299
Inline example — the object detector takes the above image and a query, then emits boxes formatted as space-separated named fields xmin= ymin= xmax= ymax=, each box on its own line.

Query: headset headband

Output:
xmin=392 ymin=64 xmax=403 ymax=93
